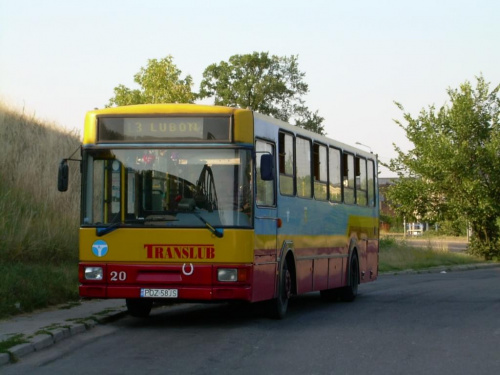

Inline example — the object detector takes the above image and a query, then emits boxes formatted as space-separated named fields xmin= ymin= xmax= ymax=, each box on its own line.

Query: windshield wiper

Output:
xmin=95 ymin=218 xmax=145 ymax=237
xmin=96 ymin=222 xmax=123 ymax=237
xmin=193 ymin=212 xmax=224 ymax=238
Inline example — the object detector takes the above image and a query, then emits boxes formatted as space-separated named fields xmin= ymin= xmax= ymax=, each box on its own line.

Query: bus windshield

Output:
xmin=82 ymin=148 xmax=252 ymax=229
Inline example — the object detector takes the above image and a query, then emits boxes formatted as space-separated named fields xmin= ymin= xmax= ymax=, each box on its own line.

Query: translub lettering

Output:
xmin=144 ymin=244 xmax=215 ymax=260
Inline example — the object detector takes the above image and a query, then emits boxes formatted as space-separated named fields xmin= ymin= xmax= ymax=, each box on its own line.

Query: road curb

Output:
xmin=1 ymin=308 xmax=128 ymax=368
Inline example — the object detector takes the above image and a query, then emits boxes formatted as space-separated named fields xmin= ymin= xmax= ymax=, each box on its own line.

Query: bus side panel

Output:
xmin=328 ymin=257 xmax=344 ymax=289
xmin=347 ymin=215 xmax=379 ymax=283
xmin=366 ymin=237 xmax=379 ymax=282
xmin=366 ymin=213 xmax=379 ymax=282
xmin=357 ymin=234 xmax=368 ymax=281
xmin=252 ymin=231 xmax=278 ymax=302
xmin=252 ymin=261 xmax=276 ymax=302
xmin=252 ymin=115 xmax=279 ymax=302
xmin=313 ymin=258 xmax=328 ymax=291
xmin=296 ymin=258 xmax=313 ymax=294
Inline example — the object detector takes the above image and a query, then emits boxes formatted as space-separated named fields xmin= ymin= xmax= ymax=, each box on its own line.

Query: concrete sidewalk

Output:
xmin=0 ymin=299 xmax=127 ymax=367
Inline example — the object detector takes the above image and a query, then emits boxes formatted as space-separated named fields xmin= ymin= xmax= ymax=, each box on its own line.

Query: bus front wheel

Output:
xmin=269 ymin=259 xmax=292 ymax=319
xmin=126 ymin=298 xmax=153 ymax=318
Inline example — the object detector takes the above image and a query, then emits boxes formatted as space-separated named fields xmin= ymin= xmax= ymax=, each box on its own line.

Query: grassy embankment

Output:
xmin=379 ymin=236 xmax=485 ymax=272
xmin=0 ymin=103 xmax=488 ymax=320
xmin=0 ymin=102 xmax=81 ymax=319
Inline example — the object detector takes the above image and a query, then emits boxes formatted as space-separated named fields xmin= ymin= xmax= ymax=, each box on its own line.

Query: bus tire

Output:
xmin=126 ymin=298 xmax=153 ymax=318
xmin=340 ymin=253 xmax=359 ymax=302
xmin=269 ymin=259 xmax=292 ymax=319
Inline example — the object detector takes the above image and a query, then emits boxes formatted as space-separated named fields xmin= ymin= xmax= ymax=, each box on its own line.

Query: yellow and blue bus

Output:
xmin=58 ymin=104 xmax=379 ymax=318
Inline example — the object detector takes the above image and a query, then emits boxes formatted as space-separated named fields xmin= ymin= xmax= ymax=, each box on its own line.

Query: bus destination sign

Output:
xmin=124 ymin=118 xmax=203 ymax=139
xmin=98 ymin=116 xmax=231 ymax=142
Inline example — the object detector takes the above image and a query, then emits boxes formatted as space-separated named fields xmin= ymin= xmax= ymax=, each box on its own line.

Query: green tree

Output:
xmin=386 ymin=75 xmax=500 ymax=259
xmin=199 ymin=52 xmax=324 ymax=134
xmin=294 ymin=107 xmax=325 ymax=135
xmin=107 ymin=55 xmax=196 ymax=107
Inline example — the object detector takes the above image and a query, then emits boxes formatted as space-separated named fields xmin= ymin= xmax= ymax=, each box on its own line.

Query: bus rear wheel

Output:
xmin=126 ymin=298 xmax=153 ymax=318
xmin=340 ymin=253 xmax=359 ymax=302
xmin=268 ymin=259 xmax=292 ymax=319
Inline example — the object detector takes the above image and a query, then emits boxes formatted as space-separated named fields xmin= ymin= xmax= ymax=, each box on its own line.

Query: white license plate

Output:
xmin=140 ymin=288 xmax=178 ymax=298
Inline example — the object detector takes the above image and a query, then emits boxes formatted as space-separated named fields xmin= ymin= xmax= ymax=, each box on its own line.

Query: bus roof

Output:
xmin=83 ymin=104 xmax=253 ymax=145
xmin=82 ymin=104 xmax=377 ymax=159
xmin=253 ymin=112 xmax=376 ymax=160
xmin=85 ymin=103 xmax=249 ymax=117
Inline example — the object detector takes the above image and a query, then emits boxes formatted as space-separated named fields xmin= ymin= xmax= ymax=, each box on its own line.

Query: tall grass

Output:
xmin=0 ymin=102 xmax=81 ymax=263
xmin=0 ymin=102 xmax=82 ymax=318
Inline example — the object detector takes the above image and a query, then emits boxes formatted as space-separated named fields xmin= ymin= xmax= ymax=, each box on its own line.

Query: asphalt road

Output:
xmin=4 ymin=267 xmax=500 ymax=375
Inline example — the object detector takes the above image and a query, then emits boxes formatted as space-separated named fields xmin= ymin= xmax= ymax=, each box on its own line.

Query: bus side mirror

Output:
xmin=260 ymin=154 xmax=275 ymax=181
xmin=58 ymin=159 xmax=69 ymax=192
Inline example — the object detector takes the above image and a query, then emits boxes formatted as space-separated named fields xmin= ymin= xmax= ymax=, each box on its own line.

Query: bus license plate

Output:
xmin=140 ymin=289 xmax=178 ymax=298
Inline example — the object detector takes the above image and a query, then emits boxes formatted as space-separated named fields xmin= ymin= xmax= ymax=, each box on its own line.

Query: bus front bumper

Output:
xmin=79 ymin=263 xmax=253 ymax=302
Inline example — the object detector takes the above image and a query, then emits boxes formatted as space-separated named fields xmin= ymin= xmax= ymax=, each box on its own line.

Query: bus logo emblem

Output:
xmin=182 ymin=263 xmax=194 ymax=276
xmin=92 ymin=240 xmax=109 ymax=257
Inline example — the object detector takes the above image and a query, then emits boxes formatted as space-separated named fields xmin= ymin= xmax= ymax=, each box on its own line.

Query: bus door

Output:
xmin=253 ymin=140 xmax=278 ymax=302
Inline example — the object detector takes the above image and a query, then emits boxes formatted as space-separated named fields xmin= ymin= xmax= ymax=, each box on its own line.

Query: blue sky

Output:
xmin=1 ymin=0 xmax=499 ymax=176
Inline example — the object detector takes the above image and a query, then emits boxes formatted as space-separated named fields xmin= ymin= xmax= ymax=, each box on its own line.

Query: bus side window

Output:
xmin=329 ymin=147 xmax=342 ymax=202
xmin=296 ymin=137 xmax=312 ymax=198
xmin=343 ymin=153 xmax=355 ymax=204
xmin=367 ymin=159 xmax=375 ymax=206
xmin=313 ymin=143 xmax=327 ymax=200
xmin=279 ymin=132 xmax=295 ymax=196
xmin=256 ymin=140 xmax=276 ymax=206
xmin=356 ymin=156 xmax=368 ymax=206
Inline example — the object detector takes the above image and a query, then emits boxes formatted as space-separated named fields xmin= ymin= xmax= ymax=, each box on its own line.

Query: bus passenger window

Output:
xmin=367 ymin=159 xmax=375 ymax=206
xmin=279 ymin=132 xmax=294 ymax=196
xmin=256 ymin=140 xmax=276 ymax=206
xmin=343 ymin=153 xmax=355 ymax=204
xmin=296 ymin=137 xmax=312 ymax=198
xmin=356 ymin=157 xmax=368 ymax=206
xmin=329 ymin=147 xmax=342 ymax=202
xmin=313 ymin=143 xmax=327 ymax=200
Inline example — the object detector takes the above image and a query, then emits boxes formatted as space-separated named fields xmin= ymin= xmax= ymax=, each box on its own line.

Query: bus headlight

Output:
xmin=218 ymin=268 xmax=238 ymax=282
xmin=85 ymin=267 xmax=103 ymax=280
